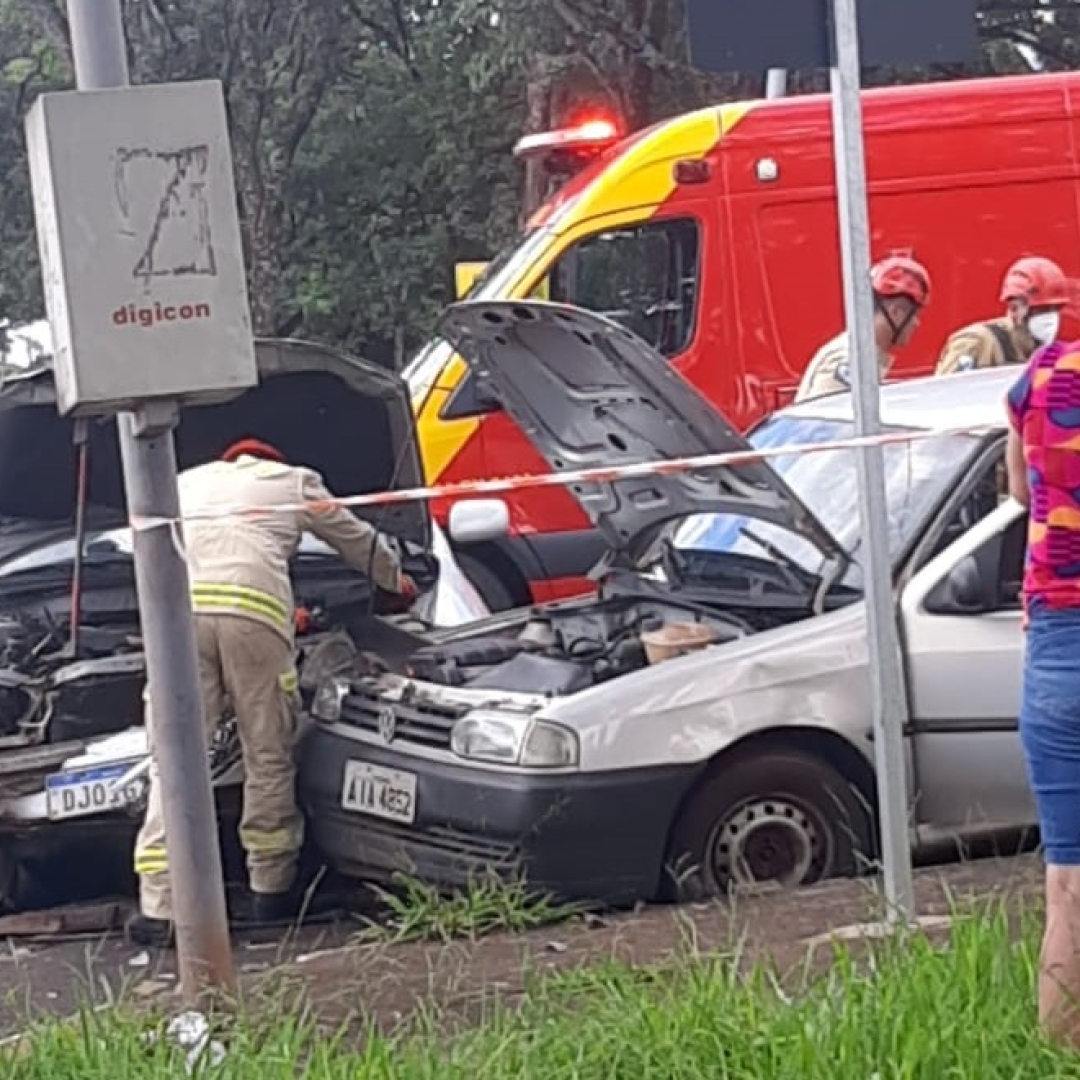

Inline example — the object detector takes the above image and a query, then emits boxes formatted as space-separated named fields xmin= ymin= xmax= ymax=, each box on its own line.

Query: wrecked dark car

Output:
xmin=0 ymin=338 xmax=491 ymax=912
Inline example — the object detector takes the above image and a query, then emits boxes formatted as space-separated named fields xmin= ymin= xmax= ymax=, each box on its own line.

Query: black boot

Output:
xmin=125 ymin=912 xmax=175 ymax=949
xmin=247 ymin=889 xmax=299 ymax=925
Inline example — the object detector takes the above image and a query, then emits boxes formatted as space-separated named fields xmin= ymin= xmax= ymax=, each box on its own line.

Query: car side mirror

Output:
xmin=448 ymin=498 xmax=510 ymax=544
xmin=924 ymin=554 xmax=991 ymax=615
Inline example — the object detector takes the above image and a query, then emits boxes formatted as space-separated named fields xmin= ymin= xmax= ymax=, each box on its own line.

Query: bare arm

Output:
xmin=1006 ymin=426 xmax=1030 ymax=508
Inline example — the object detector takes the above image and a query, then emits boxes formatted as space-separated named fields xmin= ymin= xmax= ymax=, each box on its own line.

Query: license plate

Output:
xmin=341 ymin=760 xmax=417 ymax=824
xmin=45 ymin=763 xmax=141 ymax=822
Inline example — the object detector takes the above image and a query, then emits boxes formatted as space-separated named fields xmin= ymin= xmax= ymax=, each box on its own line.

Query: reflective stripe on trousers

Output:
xmin=133 ymin=615 xmax=303 ymax=919
xmin=190 ymin=582 xmax=290 ymax=629
xmin=134 ymin=846 xmax=168 ymax=876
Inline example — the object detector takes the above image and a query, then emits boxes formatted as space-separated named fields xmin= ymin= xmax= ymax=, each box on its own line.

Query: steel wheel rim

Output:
xmin=710 ymin=795 xmax=832 ymax=889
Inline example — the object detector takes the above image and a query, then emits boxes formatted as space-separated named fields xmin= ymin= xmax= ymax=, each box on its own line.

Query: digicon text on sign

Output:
xmin=112 ymin=300 xmax=212 ymax=329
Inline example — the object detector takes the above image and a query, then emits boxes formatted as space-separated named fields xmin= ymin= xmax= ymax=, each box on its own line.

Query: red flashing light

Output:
xmin=572 ymin=118 xmax=618 ymax=141
xmin=513 ymin=116 xmax=622 ymax=160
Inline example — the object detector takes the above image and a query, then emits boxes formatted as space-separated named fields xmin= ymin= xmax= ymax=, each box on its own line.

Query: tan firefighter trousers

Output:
xmin=134 ymin=614 xmax=303 ymax=920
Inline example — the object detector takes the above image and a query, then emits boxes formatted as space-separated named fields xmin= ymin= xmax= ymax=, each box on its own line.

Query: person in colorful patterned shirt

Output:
xmin=1007 ymin=338 xmax=1080 ymax=1048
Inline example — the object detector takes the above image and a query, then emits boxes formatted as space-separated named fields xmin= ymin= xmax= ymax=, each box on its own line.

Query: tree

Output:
xmin=0 ymin=0 xmax=1078 ymax=366
xmin=0 ymin=0 xmax=65 ymax=325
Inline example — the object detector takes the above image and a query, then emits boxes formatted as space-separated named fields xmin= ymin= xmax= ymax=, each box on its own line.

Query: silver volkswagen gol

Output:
xmin=301 ymin=301 xmax=1025 ymax=904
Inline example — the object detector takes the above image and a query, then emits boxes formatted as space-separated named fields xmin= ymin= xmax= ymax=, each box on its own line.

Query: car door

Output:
xmin=899 ymin=499 xmax=1032 ymax=833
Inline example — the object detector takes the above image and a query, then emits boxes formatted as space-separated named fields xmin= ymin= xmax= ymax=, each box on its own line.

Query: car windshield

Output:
xmin=666 ymin=414 xmax=982 ymax=590
xmin=0 ymin=525 xmax=367 ymax=579
xmin=0 ymin=523 xmax=492 ymax=627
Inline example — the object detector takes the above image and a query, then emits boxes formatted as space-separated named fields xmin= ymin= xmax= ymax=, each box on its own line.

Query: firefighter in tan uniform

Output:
xmin=127 ymin=438 xmax=417 ymax=947
xmin=935 ymin=256 xmax=1069 ymax=375
xmin=795 ymin=255 xmax=932 ymax=403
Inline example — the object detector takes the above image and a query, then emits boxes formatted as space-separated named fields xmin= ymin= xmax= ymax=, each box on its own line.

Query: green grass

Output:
xmin=356 ymin=873 xmax=585 ymax=944
xmin=9 ymin=904 xmax=1080 ymax=1078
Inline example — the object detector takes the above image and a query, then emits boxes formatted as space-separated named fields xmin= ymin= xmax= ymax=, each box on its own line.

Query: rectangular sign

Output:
xmin=685 ymin=0 xmax=979 ymax=73
xmin=25 ymin=80 xmax=258 ymax=416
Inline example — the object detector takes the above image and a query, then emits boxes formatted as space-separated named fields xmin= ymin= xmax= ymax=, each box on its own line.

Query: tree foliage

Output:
xmin=0 ymin=0 xmax=1074 ymax=366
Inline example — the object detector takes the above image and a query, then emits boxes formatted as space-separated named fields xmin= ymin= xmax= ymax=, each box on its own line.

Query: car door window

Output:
xmin=916 ymin=446 xmax=1008 ymax=570
xmin=923 ymin=511 xmax=1027 ymax=617
xmin=997 ymin=513 xmax=1027 ymax=610
xmin=441 ymin=218 xmax=702 ymax=421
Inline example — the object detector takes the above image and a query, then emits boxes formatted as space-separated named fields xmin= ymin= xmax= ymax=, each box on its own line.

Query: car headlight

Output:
xmin=312 ymin=678 xmax=350 ymax=722
xmin=450 ymin=714 xmax=578 ymax=768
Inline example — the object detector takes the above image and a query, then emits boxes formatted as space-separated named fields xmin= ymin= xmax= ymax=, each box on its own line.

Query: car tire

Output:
xmin=661 ymin=749 xmax=874 ymax=902
xmin=0 ymin=844 xmax=16 ymax=914
xmin=457 ymin=552 xmax=519 ymax=612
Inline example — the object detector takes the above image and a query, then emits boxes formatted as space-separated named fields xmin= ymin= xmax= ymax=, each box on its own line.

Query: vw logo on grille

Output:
xmin=377 ymin=706 xmax=398 ymax=744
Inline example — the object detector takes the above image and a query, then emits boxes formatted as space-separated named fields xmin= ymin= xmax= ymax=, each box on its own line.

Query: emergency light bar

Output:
xmin=513 ymin=118 xmax=620 ymax=159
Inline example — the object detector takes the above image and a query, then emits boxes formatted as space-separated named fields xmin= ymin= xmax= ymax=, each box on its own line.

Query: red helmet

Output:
xmin=999 ymin=256 xmax=1069 ymax=306
xmin=221 ymin=438 xmax=286 ymax=464
xmin=871 ymin=255 xmax=932 ymax=307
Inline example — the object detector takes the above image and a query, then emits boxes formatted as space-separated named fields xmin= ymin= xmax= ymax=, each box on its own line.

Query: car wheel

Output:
xmin=457 ymin=553 xmax=519 ymax=612
xmin=662 ymin=749 xmax=874 ymax=902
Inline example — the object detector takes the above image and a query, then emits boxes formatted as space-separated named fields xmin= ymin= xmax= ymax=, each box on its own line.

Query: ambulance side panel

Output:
xmin=722 ymin=76 xmax=1080 ymax=420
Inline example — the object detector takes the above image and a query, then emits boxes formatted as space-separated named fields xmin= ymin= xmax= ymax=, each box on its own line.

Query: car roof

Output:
xmin=780 ymin=366 xmax=1016 ymax=431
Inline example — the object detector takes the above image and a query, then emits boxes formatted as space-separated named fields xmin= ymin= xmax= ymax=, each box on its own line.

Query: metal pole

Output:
xmin=65 ymin=0 xmax=235 ymax=1001
xmin=765 ymin=68 xmax=788 ymax=99
xmin=828 ymin=0 xmax=915 ymax=923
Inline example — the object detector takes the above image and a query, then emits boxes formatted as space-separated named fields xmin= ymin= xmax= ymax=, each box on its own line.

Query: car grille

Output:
xmin=339 ymin=687 xmax=468 ymax=750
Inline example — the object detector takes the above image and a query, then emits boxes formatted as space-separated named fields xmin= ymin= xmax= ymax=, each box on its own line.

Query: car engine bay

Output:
xmin=405 ymin=592 xmax=748 ymax=696
xmin=0 ymin=544 xmax=440 ymax=755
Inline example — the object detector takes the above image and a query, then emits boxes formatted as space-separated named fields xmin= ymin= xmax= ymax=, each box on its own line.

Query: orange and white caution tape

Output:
xmin=128 ymin=423 xmax=998 ymax=533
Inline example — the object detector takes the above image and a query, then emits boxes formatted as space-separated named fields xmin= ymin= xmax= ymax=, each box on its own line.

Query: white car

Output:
xmin=300 ymin=300 xmax=1027 ymax=905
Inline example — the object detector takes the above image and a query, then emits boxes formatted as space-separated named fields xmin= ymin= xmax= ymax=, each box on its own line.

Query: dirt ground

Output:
xmin=0 ymin=852 xmax=1047 ymax=1043
xmin=238 ymin=852 xmax=1047 ymax=1034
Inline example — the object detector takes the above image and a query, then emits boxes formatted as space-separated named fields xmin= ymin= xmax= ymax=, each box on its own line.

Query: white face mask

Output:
xmin=1028 ymin=310 xmax=1061 ymax=345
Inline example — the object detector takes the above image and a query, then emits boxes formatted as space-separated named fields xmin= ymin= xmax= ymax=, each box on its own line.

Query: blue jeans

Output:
xmin=1021 ymin=604 xmax=1080 ymax=865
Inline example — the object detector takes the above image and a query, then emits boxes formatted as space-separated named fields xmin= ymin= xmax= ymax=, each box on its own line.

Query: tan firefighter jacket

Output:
xmin=177 ymin=454 xmax=403 ymax=641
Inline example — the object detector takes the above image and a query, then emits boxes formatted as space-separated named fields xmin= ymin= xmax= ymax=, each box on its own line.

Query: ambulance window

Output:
xmin=547 ymin=218 xmax=701 ymax=358
xmin=440 ymin=217 xmax=701 ymax=421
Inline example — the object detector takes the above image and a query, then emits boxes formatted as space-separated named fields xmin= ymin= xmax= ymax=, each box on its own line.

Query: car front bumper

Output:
xmin=298 ymin=726 xmax=703 ymax=906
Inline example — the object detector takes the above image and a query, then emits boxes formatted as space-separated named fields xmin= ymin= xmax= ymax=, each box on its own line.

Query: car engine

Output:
xmin=0 ymin=614 xmax=145 ymax=749
xmin=405 ymin=595 xmax=748 ymax=695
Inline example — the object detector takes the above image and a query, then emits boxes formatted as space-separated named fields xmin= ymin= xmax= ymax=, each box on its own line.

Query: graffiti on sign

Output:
xmin=114 ymin=145 xmax=217 ymax=282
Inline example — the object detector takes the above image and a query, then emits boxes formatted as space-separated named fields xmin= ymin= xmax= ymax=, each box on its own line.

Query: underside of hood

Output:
xmin=0 ymin=338 xmax=429 ymax=549
xmin=437 ymin=300 xmax=842 ymax=563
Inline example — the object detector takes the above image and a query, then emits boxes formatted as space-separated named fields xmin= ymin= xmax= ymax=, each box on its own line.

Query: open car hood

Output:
xmin=438 ymin=301 xmax=843 ymax=564
xmin=0 ymin=337 xmax=429 ymax=561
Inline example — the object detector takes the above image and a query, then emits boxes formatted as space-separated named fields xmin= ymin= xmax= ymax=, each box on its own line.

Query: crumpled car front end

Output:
xmin=0 ymin=336 xmax=460 ymax=913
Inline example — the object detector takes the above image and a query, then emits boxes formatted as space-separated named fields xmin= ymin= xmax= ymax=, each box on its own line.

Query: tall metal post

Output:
xmin=65 ymin=0 xmax=236 ymax=1000
xmin=765 ymin=68 xmax=788 ymax=99
xmin=828 ymin=0 xmax=915 ymax=923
